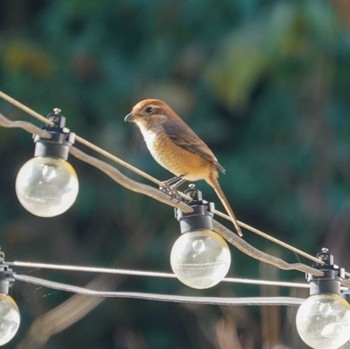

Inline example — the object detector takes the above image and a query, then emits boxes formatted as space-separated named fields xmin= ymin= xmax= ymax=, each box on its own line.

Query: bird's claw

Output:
xmin=159 ymin=176 xmax=186 ymax=202
xmin=159 ymin=182 xmax=182 ymax=202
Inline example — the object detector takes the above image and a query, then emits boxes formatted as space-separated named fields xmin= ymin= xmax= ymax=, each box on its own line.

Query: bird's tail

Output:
xmin=206 ymin=174 xmax=243 ymax=237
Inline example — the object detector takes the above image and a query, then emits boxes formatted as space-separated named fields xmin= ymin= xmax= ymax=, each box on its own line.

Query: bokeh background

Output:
xmin=1 ymin=1 xmax=350 ymax=348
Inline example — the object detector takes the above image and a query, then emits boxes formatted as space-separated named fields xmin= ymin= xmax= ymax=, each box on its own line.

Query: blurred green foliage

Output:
xmin=1 ymin=0 xmax=350 ymax=348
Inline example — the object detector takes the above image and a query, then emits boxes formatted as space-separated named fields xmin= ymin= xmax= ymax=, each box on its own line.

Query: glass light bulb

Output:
xmin=0 ymin=295 xmax=20 ymax=346
xmin=296 ymin=294 xmax=350 ymax=349
xmin=170 ymin=230 xmax=231 ymax=289
xmin=16 ymin=156 xmax=79 ymax=217
xmin=339 ymin=340 xmax=350 ymax=348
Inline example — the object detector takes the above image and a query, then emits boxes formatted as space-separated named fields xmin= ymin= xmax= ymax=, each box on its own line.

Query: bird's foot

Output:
xmin=159 ymin=176 xmax=186 ymax=202
xmin=159 ymin=182 xmax=181 ymax=202
xmin=161 ymin=176 xmax=186 ymax=188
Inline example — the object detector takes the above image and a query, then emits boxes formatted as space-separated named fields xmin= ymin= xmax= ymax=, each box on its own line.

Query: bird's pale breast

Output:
xmin=139 ymin=124 xmax=213 ymax=181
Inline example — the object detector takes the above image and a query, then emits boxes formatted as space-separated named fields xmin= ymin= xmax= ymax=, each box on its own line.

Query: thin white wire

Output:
xmin=14 ymin=274 xmax=304 ymax=306
xmin=223 ymin=277 xmax=309 ymax=289
xmin=8 ymin=261 xmax=310 ymax=289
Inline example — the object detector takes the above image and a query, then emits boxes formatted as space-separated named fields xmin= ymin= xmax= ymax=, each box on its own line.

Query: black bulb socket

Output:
xmin=175 ymin=195 xmax=215 ymax=234
xmin=308 ymin=269 xmax=342 ymax=296
xmin=0 ymin=266 xmax=14 ymax=295
xmin=33 ymin=111 xmax=75 ymax=160
xmin=307 ymin=249 xmax=345 ymax=296
xmin=34 ymin=131 xmax=74 ymax=160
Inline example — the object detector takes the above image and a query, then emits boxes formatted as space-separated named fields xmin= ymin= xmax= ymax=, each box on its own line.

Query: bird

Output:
xmin=124 ymin=99 xmax=243 ymax=237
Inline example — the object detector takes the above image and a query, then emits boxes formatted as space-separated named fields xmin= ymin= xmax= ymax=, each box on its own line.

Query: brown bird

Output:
xmin=125 ymin=99 xmax=242 ymax=237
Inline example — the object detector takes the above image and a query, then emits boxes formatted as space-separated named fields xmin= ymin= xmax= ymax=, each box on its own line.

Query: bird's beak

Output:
xmin=124 ymin=112 xmax=135 ymax=122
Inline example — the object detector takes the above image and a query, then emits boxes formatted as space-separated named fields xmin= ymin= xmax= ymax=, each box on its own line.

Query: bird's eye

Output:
xmin=145 ymin=107 xmax=154 ymax=114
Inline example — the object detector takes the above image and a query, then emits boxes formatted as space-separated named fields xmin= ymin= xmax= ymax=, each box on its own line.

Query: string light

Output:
xmin=15 ymin=108 xmax=79 ymax=217
xmin=0 ymin=110 xmax=327 ymax=278
xmin=171 ymin=186 xmax=231 ymax=289
xmin=1 ymin=91 xmax=350 ymax=347
xmin=296 ymin=249 xmax=350 ymax=349
xmin=0 ymin=97 xmax=346 ymax=281
xmin=0 ymin=254 xmax=20 ymax=346
xmin=0 ymin=99 xmax=330 ymax=279
xmin=0 ymin=90 xmax=331 ymax=268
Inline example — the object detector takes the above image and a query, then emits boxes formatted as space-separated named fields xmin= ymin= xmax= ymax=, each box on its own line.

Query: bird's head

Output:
xmin=124 ymin=99 xmax=174 ymax=128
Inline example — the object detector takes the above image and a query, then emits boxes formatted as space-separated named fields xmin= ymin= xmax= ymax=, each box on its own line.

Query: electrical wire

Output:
xmin=1 ymin=92 xmax=350 ymax=302
xmin=4 ymin=92 xmax=350 ymax=280
xmin=0 ymin=111 xmax=330 ymax=279
xmin=0 ymin=91 xmax=324 ymax=265
xmin=0 ymin=91 xmax=349 ymax=275
xmin=8 ymin=261 xmax=310 ymax=289
xmin=14 ymin=273 xmax=305 ymax=306
xmin=211 ymin=205 xmax=325 ymax=265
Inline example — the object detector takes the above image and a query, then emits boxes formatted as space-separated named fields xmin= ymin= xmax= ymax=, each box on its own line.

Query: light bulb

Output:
xmin=170 ymin=230 xmax=231 ymax=289
xmin=296 ymin=293 xmax=350 ymax=349
xmin=339 ymin=340 xmax=350 ymax=348
xmin=16 ymin=156 xmax=79 ymax=217
xmin=0 ymin=295 xmax=20 ymax=346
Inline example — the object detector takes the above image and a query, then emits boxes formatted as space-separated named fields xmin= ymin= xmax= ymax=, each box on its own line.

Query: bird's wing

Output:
xmin=163 ymin=120 xmax=226 ymax=174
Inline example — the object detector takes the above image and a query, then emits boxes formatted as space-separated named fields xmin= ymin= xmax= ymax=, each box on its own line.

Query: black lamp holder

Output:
xmin=34 ymin=108 xmax=75 ymax=160
xmin=307 ymin=248 xmax=345 ymax=296
xmin=0 ymin=251 xmax=14 ymax=295
xmin=175 ymin=184 xmax=215 ymax=234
